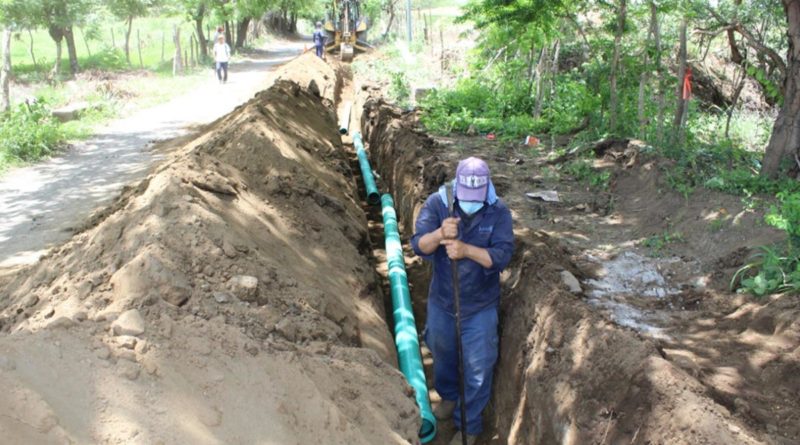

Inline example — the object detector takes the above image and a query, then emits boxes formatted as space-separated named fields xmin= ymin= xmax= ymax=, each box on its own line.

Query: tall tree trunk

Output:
xmin=761 ymin=0 xmax=800 ymax=178
xmin=549 ymin=39 xmax=561 ymax=97
xmin=726 ymin=67 xmax=746 ymax=139
xmin=224 ymin=22 xmax=232 ymax=47
xmin=526 ymin=43 xmax=536 ymax=97
xmin=638 ymin=22 xmax=653 ymax=139
xmin=1 ymin=27 xmax=11 ymax=112
xmin=727 ymin=29 xmax=744 ymax=64
xmin=194 ymin=4 xmax=207 ymax=59
xmin=673 ymin=16 xmax=689 ymax=132
xmin=651 ymin=1 xmax=666 ymax=144
xmin=48 ymin=26 xmax=65 ymax=78
xmin=609 ymin=0 xmax=627 ymax=133
xmin=64 ymin=27 xmax=79 ymax=76
xmin=124 ymin=16 xmax=133 ymax=65
xmin=236 ymin=18 xmax=251 ymax=49
xmin=383 ymin=1 xmax=396 ymax=39
xmin=729 ymin=0 xmax=745 ymax=64
xmin=533 ymin=46 xmax=548 ymax=118
xmin=28 ymin=29 xmax=38 ymax=68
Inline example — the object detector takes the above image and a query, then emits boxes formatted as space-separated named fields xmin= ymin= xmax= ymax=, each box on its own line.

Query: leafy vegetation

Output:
xmin=562 ymin=158 xmax=611 ymax=191
xmin=640 ymin=230 xmax=685 ymax=257
xmin=0 ymin=99 xmax=68 ymax=170
xmin=413 ymin=0 xmax=800 ymax=201
xmin=733 ymin=192 xmax=800 ymax=295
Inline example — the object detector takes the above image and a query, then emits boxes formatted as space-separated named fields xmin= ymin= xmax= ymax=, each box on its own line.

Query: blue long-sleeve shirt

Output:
xmin=411 ymin=185 xmax=514 ymax=317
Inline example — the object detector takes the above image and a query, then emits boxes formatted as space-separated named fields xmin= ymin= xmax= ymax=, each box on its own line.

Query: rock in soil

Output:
xmin=112 ymin=309 xmax=145 ymax=337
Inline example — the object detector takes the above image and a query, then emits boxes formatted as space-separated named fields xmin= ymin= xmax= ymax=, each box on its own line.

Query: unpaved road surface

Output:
xmin=0 ymin=40 xmax=305 ymax=268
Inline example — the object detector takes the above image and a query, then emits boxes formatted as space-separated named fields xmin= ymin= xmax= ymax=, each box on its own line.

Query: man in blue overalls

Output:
xmin=312 ymin=22 xmax=326 ymax=59
xmin=411 ymin=157 xmax=514 ymax=445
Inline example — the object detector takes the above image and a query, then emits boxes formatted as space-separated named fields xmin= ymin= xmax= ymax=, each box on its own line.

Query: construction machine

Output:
xmin=323 ymin=0 xmax=370 ymax=62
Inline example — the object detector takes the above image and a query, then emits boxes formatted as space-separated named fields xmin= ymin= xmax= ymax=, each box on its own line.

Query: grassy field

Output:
xmin=10 ymin=16 xmax=214 ymax=81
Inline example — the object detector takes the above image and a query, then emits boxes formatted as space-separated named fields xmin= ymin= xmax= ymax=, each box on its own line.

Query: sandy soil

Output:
xmin=0 ymin=54 xmax=422 ymax=444
xmin=0 ymin=40 xmax=305 ymax=269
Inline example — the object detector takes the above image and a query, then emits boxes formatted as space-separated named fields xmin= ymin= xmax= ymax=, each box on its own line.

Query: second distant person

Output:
xmin=214 ymin=35 xmax=231 ymax=84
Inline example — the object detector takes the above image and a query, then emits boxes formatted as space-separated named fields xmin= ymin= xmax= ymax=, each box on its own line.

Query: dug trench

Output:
xmin=0 ymin=51 xmax=797 ymax=445
xmin=359 ymin=89 xmax=800 ymax=444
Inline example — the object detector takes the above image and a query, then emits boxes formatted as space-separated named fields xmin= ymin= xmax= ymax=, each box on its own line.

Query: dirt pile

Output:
xmin=0 ymin=53 xmax=420 ymax=444
xmin=360 ymin=96 xmax=798 ymax=444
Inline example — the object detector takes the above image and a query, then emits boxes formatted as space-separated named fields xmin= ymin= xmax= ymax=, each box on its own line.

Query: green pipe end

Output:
xmin=339 ymin=127 xmax=348 ymax=135
xmin=419 ymin=418 xmax=437 ymax=443
xmin=367 ymin=192 xmax=381 ymax=205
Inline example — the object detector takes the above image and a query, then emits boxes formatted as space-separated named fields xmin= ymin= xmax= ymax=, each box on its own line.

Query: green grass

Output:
xmin=10 ymin=16 xmax=209 ymax=81
xmin=640 ymin=231 xmax=685 ymax=257
xmin=563 ymin=159 xmax=611 ymax=191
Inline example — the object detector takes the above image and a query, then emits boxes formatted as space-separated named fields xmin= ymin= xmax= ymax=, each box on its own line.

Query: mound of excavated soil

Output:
xmin=0 ymin=54 xmax=420 ymax=444
xmin=361 ymin=95 xmax=800 ymax=445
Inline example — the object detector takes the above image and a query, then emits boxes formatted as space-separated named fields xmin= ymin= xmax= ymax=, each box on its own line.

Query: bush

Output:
xmin=0 ymin=100 xmax=67 ymax=169
xmin=732 ymin=247 xmax=800 ymax=296
xmin=388 ymin=71 xmax=410 ymax=106
xmin=563 ymin=159 xmax=611 ymax=190
xmin=419 ymin=79 xmax=545 ymax=137
xmin=733 ymin=192 xmax=800 ymax=296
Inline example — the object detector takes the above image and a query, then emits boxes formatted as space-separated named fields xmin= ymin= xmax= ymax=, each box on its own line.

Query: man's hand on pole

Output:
xmin=440 ymin=239 xmax=494 ymax=269
xmin=440 ymin=217 xmax=460 ymax=239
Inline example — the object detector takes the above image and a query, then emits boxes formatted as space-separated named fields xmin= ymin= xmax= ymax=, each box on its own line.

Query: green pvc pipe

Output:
xmin=339 ymin=101 xmax=353 ymax=135
xmin=381 ymin=193 xmax=437 ymax=443
xmin=353 ymin=132 xmax=380 ymax=205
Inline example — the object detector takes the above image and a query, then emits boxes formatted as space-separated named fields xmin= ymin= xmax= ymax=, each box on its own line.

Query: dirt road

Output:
xmin=0 ymin=40 xmax=305 ymax=268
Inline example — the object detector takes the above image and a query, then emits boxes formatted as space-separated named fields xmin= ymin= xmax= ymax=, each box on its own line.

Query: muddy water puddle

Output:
xmin=583 ymin=251 xmax=692 ymax=340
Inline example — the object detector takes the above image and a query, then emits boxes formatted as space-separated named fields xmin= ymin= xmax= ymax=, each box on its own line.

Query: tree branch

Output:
xmin=704 ymin=7 xmax=786 ymax=77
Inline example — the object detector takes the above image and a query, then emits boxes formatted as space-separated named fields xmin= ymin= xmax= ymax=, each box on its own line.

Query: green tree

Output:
xmin=34 ymin=0 xmax=97 ymax=77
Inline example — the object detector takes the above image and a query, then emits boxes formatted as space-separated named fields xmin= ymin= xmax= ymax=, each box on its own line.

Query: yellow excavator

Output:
xmin=323 ymin=0 xmax=370 ymax=62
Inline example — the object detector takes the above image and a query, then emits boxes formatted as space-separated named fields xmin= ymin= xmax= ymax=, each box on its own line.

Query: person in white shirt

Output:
xmin=213 ymin=35 xmax=231 ymax=84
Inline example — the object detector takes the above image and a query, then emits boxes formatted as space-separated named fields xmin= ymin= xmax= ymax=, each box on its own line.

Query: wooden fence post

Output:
xmin=173 ymin=25 xmax=182 ymax=76
xmin=190 ymin=35 xmax=196 ymax=67
xmin=81 ymin=28 xmax=92 ymax=57
xmin=137 ymin=29 xmax=144 ymax=69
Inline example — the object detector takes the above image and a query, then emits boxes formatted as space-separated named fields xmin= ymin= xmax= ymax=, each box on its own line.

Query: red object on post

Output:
xmin=682 ymin=66 xmax=693 ymax=100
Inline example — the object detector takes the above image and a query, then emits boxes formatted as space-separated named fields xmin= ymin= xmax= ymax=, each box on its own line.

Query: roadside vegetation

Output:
xmin=374 ymin=0 xmax=799 ymax=296
xmin=0 ymin=0 xmax=322 ymax=172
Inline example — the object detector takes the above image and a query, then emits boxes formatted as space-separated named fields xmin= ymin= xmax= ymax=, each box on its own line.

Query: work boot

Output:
xmin=449 ymin=432 xmax=478 ymax=445
xmin=434 ymin=399 xmax=456 ymax=420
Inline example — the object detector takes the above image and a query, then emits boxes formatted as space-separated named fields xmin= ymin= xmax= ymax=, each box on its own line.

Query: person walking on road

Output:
xmin=312 ymin=21 xmax=327 ymax=59
xmin=213 ymin=35 xmax=231 ymax=84
xmin=212 ymin=26 xmax=224 ymax=45
xmin=411 ymin=157 xmax=514 ymax=445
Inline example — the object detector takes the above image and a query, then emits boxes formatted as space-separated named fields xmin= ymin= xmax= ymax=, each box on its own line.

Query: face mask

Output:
xmin=459 ymin=200 xmax=484 ymax=215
